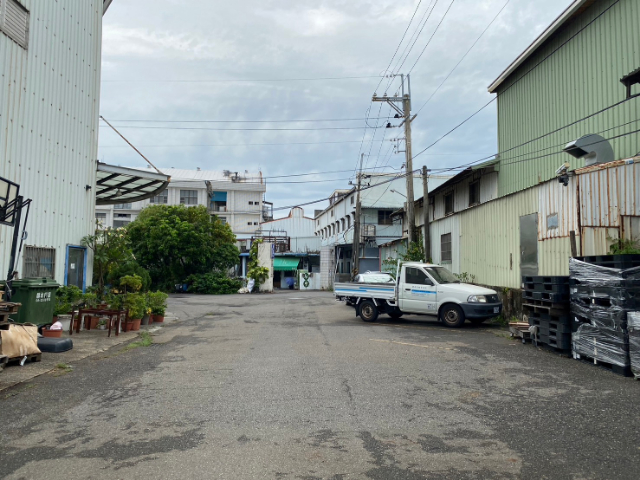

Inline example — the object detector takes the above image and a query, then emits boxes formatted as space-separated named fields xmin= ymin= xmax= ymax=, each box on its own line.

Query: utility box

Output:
xmin=8 ymin=278 xmax=60 ymax=326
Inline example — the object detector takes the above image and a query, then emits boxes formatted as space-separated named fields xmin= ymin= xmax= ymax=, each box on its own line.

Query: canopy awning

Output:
xmin=96 ymin=163 xmax=171 ymax=205
xmin=273 ymin=257 xmax=301 ymax=271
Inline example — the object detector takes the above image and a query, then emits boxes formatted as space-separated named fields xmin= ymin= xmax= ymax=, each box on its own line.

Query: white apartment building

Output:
xmin=95 ymin=168 xmax=267 ymax=239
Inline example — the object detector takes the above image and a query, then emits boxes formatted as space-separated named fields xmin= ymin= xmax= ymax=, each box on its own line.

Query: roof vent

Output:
xmin=563 ymin=134 xmax=614 ymax=167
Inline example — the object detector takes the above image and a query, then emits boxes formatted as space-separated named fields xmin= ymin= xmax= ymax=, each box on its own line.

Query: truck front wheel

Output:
xmin=359 ymin=300 xmax=379 ymax=322
xmin=440 ymin=304 xmax=465 ymax=328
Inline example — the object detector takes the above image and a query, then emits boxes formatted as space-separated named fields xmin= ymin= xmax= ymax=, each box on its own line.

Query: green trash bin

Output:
xmin=7 ymin=278 xmax=60 ymax=326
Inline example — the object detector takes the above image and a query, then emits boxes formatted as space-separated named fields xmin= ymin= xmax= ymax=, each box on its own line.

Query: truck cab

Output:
xmin=334 ymin=262 xmax=502 ymax=328
xmin=397 ymin=263 xmax=501 ymax=327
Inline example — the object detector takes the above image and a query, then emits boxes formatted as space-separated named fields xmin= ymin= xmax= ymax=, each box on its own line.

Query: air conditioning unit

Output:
xmin=218 ymin=206 xmax=226 ymax=212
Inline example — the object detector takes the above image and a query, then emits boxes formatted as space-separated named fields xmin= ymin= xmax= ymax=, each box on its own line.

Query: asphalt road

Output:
xmin=1 ymin=291 xmax=639 ymax=479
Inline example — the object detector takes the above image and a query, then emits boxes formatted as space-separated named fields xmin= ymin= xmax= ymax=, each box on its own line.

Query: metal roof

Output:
xmin=96 ymin=163 xmax=171 ymax=205
xmin=488 ymin=0 xmax=595 ymax=93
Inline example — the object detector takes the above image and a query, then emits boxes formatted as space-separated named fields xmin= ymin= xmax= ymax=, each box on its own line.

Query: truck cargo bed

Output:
xmin=334 ymin=282 xmax=396 ymax=301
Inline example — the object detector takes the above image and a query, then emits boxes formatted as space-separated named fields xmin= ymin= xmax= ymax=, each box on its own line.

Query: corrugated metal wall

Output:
xmin=429 ymin=215 xmax=461 ymax=272
xmin=432 ymin=172 xmax=498 ymax=221
xmin=496 ymin=0 xmax=640 ymax=196
xmin=0 ymin=0 xmax=103 ymax=284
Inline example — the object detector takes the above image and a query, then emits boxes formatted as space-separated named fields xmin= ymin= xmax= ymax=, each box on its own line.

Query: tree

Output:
xmin=126 ymin=205 xmax=239 ymax=288
xmin=81 ymin=226 xmax=134 ymax=295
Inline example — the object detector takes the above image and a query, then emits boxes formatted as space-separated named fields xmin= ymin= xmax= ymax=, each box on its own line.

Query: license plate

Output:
xmin=493 ymin=307 xmax=500 ymax=313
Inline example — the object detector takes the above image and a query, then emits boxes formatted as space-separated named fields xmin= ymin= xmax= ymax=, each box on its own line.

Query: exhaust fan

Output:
xmin=563 ymin=134 xmax=614 ymax=167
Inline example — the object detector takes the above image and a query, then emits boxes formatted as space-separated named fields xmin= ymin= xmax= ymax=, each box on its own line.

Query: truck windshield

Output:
xmin=424 ymin=267 xmax=459 ymax=284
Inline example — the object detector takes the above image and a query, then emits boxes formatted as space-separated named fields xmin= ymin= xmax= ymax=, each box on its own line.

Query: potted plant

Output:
xmin=148 ymin=291 xmax=169 ymax=323
xmin=123 ymin=292 xmax=145 ymax=331
xmin=82 ymin=292 xmax=100 ymax=328
xmin=42 ymin=325 xmax=63 ymax=338
xmin=97 ymin=319 xmax=108 ymax=330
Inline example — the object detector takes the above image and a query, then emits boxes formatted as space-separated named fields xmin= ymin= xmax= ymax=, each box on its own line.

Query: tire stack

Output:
xmin=569 ymin=256 xmax=640 ymax=376
xmin=522 ymin=275 xmax=571 ymax=352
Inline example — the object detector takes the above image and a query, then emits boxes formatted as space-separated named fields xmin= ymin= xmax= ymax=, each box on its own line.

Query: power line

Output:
xmin=415 ymin=0 xmax=510 ymax=114
xmin=102 ymin=75 xmax=383 ymax=83
xmin=373 ymin=0 xmax=424 ymax=94
xmin=98 ymin=125 xmax=385 ymax=132
xmin=414 ymin=0 xmax=623 ymax=156
xmin=387 ymin=0 xmax=439 ymax=88
xmin=407 ymin=0 xmax=457 ymax=75
xmin=102 ymin=117 xmax=391 ymax=124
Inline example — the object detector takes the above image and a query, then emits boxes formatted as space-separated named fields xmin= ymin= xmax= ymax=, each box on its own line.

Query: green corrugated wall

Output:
xmin=495 ymin=0 xmax=640 ymax=197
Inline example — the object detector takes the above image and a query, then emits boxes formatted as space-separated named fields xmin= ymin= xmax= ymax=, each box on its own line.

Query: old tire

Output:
xmin=359 ymin=300 xmax=379 ymax=323
xmin=440 ymin=304 xmax=465 ymax=328
xmin=469 ymin=318 xmax=487 ymax=326
xmin=388 ymin=308 xmax=403 ymax=320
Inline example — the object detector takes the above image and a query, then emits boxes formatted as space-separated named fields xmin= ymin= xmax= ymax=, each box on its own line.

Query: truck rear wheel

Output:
xmin=359 ymin=300 xmax=379 ymax=322
xmin=440 ymin=304 xmax=465 ymax=328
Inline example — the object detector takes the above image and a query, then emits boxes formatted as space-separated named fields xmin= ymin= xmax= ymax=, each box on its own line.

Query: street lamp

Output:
xmin=389 ymin=189 xmax=406 ymax=198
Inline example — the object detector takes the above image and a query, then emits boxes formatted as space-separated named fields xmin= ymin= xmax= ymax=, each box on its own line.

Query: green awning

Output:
xmin=273 ymin=257 xmax=300 ymax=271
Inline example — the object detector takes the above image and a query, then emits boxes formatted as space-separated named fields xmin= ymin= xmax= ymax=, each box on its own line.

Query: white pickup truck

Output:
xmin=335 ymin=262 xmax=502 ymax=328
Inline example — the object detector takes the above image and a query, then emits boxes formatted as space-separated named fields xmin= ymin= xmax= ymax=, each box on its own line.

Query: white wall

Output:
xmin=0 ymin=0 xmax=104 ymax=287
xmin=260 ymin=207 xmax=321 ymax=252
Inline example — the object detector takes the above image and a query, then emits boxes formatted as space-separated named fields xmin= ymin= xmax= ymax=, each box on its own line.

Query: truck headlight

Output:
xmin=468 ymin=295 xmax=487 ymax=303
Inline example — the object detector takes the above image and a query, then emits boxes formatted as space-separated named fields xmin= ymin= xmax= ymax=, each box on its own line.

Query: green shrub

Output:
xmin=54 ymin=285 xmax=83 ymax=315
xmin=107 ymin=261 xmax=152 ymax=292
xmin=186 ymin=272 xmax=243 ymax=295
xmin=123 ymin=292 xmax=146 ymax=319
xmin=119 ymin=275 xmax=143 ymax=293
xmin=147 ymin=291 xmax=169 ymax=315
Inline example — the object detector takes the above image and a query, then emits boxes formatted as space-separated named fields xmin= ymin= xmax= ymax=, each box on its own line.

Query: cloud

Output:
xmin=99 ymin=0 xmax=572 ymax=217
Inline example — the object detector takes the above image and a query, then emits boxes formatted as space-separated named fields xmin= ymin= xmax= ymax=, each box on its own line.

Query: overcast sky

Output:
xmin=98 ymin=0 xmax=569 ymax=217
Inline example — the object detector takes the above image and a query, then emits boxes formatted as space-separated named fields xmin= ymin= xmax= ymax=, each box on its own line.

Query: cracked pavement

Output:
xmin=1 ymin=291 xmax=639 ymax=479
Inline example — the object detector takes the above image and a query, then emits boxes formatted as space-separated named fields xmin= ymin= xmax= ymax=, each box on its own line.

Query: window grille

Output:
xmin=114 ymin=203 xmax=132 ymax=209
xmin=441 ymin=233 xmax=452 ymax=262
xmin=469 ymin=181 xmax=480 ymax=206
xmin=180 ymin=190 xmax=198 ymax=205
xmin=0 ymin=0 xmax=29 ymax=49
xmin=150 ymin=190 xmax=168 ymax=204
xmin=23 ymin=246 xmax=55 ymax=278
xmin=113 ymin=220 xmax=130 ymax=228
xmin=444 ymin=193 xmax=454 ymax=215
xmin=378 ymin=210 xmax=393 ymax=225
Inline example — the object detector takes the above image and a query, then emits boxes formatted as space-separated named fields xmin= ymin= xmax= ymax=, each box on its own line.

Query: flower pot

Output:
xmin=125 ymin=318 xmax=141 ymax=332
xmin=153 ymin=315 xmax=165 ymax=323
xmin=43 ymin=328 xmax=63 ymax=338
xmin=141 ymin=314 xmax=151 ymax=326
xmin=88 ymin=316 xmax=100 ymax=330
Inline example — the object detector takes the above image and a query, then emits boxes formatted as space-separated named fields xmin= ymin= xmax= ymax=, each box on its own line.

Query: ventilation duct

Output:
xmin=563 ymin=134 xmax=614 ymax=167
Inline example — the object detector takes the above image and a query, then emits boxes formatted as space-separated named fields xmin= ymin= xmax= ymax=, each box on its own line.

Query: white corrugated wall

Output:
xmin=0 ymin=0 xmax=103 ymax=285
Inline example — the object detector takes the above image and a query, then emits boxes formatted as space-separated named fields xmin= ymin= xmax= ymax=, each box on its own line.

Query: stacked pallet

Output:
xmin=629 ymin=312 xmax=640 ymax=379
xmin=523 ymin=275 xmax=571 ymax=352
xmin=569 ymin=256 xmax=640 ymax=376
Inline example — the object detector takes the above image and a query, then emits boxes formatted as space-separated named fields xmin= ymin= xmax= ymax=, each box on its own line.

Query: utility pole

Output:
xmin=352 ymin=153 xmax=364 ymax=280
xmin=422 ymin=165 xmax=430 ymax=263
xmin=372 ymin=74 xmax=416 ymax=245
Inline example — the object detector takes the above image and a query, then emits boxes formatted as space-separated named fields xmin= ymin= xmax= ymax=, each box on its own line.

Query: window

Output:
xmin=331 ymin=210 xmax=334 ymax=217
xmin=95 ymin=212 xmax=107 ymax=220
xmin=441 ymin=233 xmax=452 ymax=262
xmin=249 ymin=201 xmax=254 ymax=205
xmin=113 ymin=220 xmax=130 ymax=228
xmin=469 ymin=181 xmax=480 ymax=206
xmin=23 ymin=246 xmax=55 ymax=278
xmin=115 ymin=213 xmax=130 ymax=219
xmin=347 ymin=216 xmax=351 ymax=229
xmin=254 ymin=222 xmax=258 ymax=225
xmin=351 ymin=196 xmax=354 ymax=205
xmin=444 ymin=193 xmax=454 ymax=215
xmin=0 ymin=0 xmax=29 ymax=50
xmin=248 ymin=222 xmax=253 ymax=225
xmin=547 ymin=213 xmax=559 ymax=229
xmin=378 ymin=210 xmax=393 ymax=225
xmin=114 ymin=203 xmax=132 ymax=210
xmin=180 ymin=190 xmax=198 ymax=205
xmin=405 ymin=267 xmax=433 ymax=286
xmin=213 ymin=215 xmax=227 ymax=225
xmin=150 ymin=190 xmax=168 ymax=204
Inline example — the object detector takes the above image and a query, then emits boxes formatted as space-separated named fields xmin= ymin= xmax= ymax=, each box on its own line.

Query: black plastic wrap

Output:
xmin=570 ymin=303 xmax=628 ymax=331
xmin=569 ymin=258 xmax=640 ymax=286
xmin=628 ymin=312 xmax=640 ymax=379
xmin=572 ymin=324 xmax=630 ymax=367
